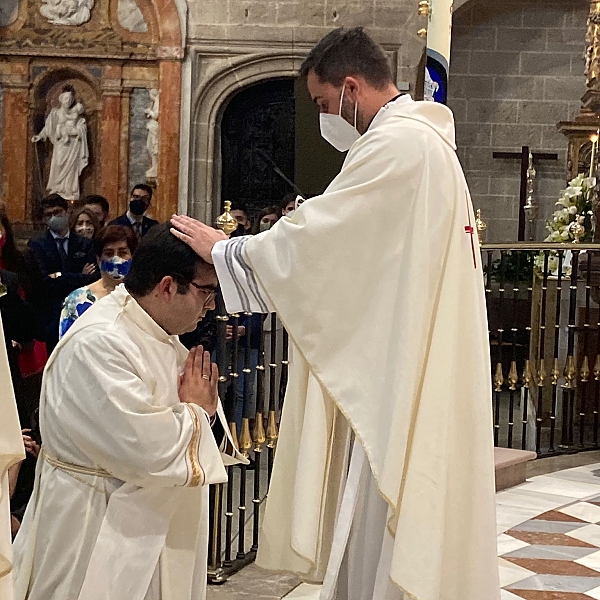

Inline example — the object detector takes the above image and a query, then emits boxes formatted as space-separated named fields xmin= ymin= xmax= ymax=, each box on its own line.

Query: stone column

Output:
xmin=118 ymin=88 xmax=132 ymax=219
xmin=2 ymin=60 xmax=30 ymax=223
xmin=156 ymin=57 xmax=182 ymax=222
xmin=100 ymin=65 xmax=124 ymax=211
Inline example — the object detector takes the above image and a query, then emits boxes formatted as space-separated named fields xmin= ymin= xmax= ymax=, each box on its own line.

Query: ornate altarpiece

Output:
xmin=0 ymin=0 xmax=182 ymax=228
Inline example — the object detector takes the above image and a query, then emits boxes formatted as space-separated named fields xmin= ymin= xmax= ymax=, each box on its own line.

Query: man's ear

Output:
xmin=156 ymin=275 xmax=176 ymax=299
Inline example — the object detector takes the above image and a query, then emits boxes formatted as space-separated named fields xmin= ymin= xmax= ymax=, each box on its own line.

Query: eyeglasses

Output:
xmin=189 ymin=281 xmax=218 ymax=305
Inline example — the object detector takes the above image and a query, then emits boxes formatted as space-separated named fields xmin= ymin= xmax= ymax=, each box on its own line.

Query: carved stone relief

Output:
xmin=118 ymin=0 xmax=148 ymax=33
xmin=40 ymin=0 xmax=95 ymax=26
xmin=0 ymin=0 xmax=19 ymax=27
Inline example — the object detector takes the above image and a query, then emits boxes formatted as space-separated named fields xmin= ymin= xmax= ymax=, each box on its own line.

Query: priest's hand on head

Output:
xmin=170 ymin=215 xmax=227 ymax=264
xmin=178 ymin=345 xmax=219 ymax=417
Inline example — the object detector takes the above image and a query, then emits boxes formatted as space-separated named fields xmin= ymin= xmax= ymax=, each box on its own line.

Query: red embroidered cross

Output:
xmin=465 ymin=194 xmax=477 ymax=269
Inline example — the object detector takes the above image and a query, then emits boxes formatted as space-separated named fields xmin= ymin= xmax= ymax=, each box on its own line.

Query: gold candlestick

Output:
xmin=590 ymin=131 xmax=599 ymax=178
xmin=475 ymin=209 xmax=487 ymax=245
xmin=216 ymin=200 xmax=238 ymax=235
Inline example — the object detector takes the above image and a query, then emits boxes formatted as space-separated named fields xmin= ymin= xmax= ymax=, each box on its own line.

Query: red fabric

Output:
xmin=18 ymin=341 xmax=48 ymax=377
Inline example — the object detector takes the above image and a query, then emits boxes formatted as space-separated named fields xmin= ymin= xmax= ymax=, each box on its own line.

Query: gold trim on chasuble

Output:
xmin=185 ymin=404 xmax=203 ymax=487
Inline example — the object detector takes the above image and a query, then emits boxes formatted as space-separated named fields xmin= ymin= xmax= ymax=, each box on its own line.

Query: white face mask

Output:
xmin=319 ymin=86 xmax=361 ymax=152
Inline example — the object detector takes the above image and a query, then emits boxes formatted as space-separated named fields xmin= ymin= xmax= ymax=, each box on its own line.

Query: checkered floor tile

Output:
xmin=500 ymin=493 xmax=600 ymax=598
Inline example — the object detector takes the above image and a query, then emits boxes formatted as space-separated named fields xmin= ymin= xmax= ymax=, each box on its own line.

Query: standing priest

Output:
xmin=171 ymin=27 xmax=499 ymax=600
xmin=12 ymin=224 xmax=245 ymax=600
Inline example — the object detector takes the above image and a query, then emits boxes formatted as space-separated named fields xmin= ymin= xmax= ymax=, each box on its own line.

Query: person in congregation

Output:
xmin=83 ymin=194 xmax=110 ymax=227
xmin=12 ymin=223 xmax=246 ymax=600
xmin=252 ymin=205 xmax=281 ymax=233
xmin=28 ymin=194 xmax=98 ymax=352
xmin=281 ymin=192 xmax=298 ymax=216
xmin=110 ymin=183 xmax=159 ymax=239
xmin=59 ymin=224 xmax=137 ymax=338
xmin=229 ymin=203 xmax=252 ymax=235
xmin=171 ymin=26 xmax=499 ymax=600
xmin=70 ymin=205 xmax=101 ymax=240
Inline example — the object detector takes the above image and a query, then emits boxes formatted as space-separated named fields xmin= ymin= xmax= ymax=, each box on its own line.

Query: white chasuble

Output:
xmin=213 ymin=96 xmax=500 ymax=600
xmin=0 ymin=314 xmax=26 ymax=600
xmin=12 ymin=284 xmax=245 ymax=600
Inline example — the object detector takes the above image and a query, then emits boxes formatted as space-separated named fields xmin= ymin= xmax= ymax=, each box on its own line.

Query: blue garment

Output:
xmin=59 ymin=286 xmax=97 ymax=339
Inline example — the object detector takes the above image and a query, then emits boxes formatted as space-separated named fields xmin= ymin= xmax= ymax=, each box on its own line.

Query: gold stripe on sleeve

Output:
xmin=185 ymin=404 xmax=203 ymax=487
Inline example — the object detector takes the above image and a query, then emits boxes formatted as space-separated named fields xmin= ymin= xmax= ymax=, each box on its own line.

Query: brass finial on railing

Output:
xmin=551 ymin=358 xmax=560 ymax=386
xmin=252 ymin=412 xmax=266 ymax=453
xmin=216 ymin=200 xmax=239 ymax=236
xmin=581 ymin=356 xmax=591 ymax=383
xmin=508 ymin=361 xmax=518 ymax=390
xmin=563 ymin=355 xmax=577 ymax=389
xmin=522 ymin=360 xmax=532 ymax=388
xmin=229 ymin=421 xmax=239 ymax=452
xmin=266 ymin=410 xmax=279 ymax=449
xmin=475 ymin=209 xmax=487 ymax=246
xmin=239 ymin=418 xmax=252 ymax=459
xmin=538 ymin=359 xmax=547 ymax=387
xmin=494 ymin=363 xmax=504 ymax=392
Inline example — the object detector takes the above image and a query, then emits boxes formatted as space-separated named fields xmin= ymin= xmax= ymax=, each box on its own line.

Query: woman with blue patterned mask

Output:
xmin=59 ymin=225 xmax=137 ymax=338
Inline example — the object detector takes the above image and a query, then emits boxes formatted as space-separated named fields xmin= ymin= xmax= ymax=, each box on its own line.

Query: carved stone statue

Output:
xmin=424 ymin=68 xmax=439 ymax=102
xmin=118 ymin=0 xmax=148 ymax=33
xmin=144 ymin=89 xmax=159 ymax=179
xmin=39 ymin=0 xmax=94 ymax=26
xmin=32 ymin=86 xmax=89 ymax=201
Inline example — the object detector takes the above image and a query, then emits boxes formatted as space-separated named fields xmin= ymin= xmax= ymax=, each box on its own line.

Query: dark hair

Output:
xmin=281 ymin=193 xmax=297 ymax=209
xmin=94 ymin=224 xmax=138 ymax=257
xmin=0 ymin=207 xmax=40 ymax=300
xmin=70 ymin=206 xmax=101 ymax=235
xmin=299 ymin=27 xmax=392 ymax=90
xmin=40 ymin=194 xmax=68 ymax=212
xmin=131 ymin=184 xmax=153 ymax=200
xmin=125 ymin=223 xmax=208 ymax=297
xmin=0 ymin=207 xmax=21 ymax=273
xmin=84 ymin=194 xmax=110 ymax=215
xmin=229 ymin=203 xmax=248 ymax=216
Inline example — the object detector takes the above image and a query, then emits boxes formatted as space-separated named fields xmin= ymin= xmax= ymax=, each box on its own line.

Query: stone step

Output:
xmin=495 ymin=447 xmax=537 ymax=492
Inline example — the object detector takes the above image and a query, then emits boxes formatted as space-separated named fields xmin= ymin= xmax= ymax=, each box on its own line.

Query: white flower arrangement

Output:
xmin=544 ymin=174 xmax=595 ymax=243
xmin=534 ymin=174 xmax=596 ymax=275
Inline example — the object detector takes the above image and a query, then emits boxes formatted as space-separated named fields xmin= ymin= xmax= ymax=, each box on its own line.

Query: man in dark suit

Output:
xmin=28 ymin=194 xmax=98 ymax=352
xmin=110 ymin=184 xmax=159 ymax=239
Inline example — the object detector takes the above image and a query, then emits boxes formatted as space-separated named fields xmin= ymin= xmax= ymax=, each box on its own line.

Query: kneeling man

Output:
xmin=13 ymin=223 xmax=244 ymax=600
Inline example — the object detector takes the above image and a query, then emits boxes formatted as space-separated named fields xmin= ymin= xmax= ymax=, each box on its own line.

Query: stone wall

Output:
xmin=183 ymin=0 xmax=427 ymax=220
xmin=186 ymin=0 xmax=423 ymax=86
xmin=448 ymin=0 xmax=589 ymax=242
xmin=128 ymin=88 xmax=151 ymax=194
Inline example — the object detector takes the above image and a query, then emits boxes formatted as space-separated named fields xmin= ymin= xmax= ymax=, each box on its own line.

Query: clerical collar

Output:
xmin=367 ymin=94 xmax=411 ymax=131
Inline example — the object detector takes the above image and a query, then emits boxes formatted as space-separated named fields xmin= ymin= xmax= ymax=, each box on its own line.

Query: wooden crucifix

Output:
xmin=492 ymin=146 xmax=559 ymax=241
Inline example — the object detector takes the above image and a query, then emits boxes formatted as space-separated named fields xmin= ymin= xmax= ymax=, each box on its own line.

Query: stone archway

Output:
xmin=187 ymin=50 xmax=308 ymax=223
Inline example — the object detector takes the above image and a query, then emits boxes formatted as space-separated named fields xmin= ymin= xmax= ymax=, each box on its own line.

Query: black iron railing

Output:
xmin=207 ymin=242 xmax=600 ymax=583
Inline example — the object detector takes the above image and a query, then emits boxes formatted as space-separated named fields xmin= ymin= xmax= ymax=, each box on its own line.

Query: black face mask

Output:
xmin=129 ymin=199 xmax=147 ymax=216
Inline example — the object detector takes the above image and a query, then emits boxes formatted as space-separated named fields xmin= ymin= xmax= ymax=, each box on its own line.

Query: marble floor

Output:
xmin=208 ymin=456 xmax=600 ymax=600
